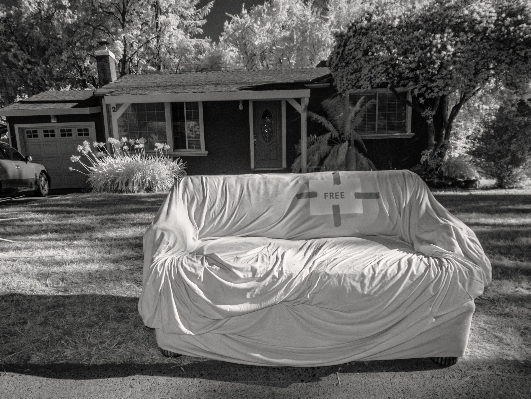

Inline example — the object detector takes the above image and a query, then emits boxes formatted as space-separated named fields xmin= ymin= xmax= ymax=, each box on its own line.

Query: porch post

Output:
xmin=301 ymin=97 xmax=309 ymax=173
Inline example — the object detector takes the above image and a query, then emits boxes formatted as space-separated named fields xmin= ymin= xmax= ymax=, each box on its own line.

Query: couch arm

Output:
xmin=389 ymin=172 xmax=492 ymax=295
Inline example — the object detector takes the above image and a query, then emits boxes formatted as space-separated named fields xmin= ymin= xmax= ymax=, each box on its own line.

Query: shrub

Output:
xmin=439 ymin=156 xmax=480 ymax=181
xmin=469 ymin=101 xmax=531 ymax=189
xmin=70 ymin=137 xmax=185 ymax=193
xmin=413 ymin=147 xmax=480 ymax=188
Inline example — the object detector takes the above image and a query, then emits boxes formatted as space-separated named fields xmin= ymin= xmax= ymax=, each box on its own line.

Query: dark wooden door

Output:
xmin=253 ymin=101 xmax=282 ymax=169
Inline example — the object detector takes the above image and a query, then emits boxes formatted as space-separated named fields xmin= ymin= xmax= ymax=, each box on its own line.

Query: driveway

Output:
xmin=1 ymin=358 xmax=529 ymax=398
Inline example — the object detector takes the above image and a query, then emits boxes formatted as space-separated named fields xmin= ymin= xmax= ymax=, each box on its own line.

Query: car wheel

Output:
xmin=35 ymin=172 xmax=49 ymax=197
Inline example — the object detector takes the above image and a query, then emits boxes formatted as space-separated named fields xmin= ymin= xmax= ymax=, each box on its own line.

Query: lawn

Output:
xmin=0 ymin=188 xmax=530 ymax=368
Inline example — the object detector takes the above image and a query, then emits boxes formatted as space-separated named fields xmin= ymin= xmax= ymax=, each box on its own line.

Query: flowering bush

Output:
xmin=70 ymin=137 xmax=185 ymax=193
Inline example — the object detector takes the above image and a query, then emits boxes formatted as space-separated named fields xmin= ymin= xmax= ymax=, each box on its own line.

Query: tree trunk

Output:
xmin=432 ymin=95 xmax=449 ymax=154
xmin=426 ymin=119 xmax=436 ymax=151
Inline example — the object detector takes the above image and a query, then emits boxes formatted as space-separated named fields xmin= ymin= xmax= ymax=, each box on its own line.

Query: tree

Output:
xmin=469 ymin=99 xmax=531 ymax=188
xmin=220 ymin=0 xmax=332 ymax=70
xmin=0 ymin=0 xmax=213 ymax=107
xmin=85 ymin=0 xmax=213 ymax=75
xmin=0 ymin=0 xmax=88 ymax=106
xmin=328 ymin=0 xmax=531 ymax=159
xmin=218 ymin=0 xmax=426 ymax=71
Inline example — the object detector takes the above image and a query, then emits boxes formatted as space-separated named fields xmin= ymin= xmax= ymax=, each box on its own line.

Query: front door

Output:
xmin=253 ymin=101 xmax=283 ymax=169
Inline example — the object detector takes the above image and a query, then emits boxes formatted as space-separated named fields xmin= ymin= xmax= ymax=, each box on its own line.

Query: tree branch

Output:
xmin=387 ymin=84 xmax=425 ymax=117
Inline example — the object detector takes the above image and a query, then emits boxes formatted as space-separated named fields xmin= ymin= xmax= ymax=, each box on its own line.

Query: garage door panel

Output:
xmin=21 ymin=125 xmax=96 ymax=189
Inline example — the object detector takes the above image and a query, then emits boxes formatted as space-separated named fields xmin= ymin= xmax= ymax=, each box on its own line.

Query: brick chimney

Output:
xmin=95 ymin=39 xmax=117 ymax=86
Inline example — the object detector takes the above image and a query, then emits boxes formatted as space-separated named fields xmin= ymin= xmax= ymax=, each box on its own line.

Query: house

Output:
xmin=0 ymin=47 xmax=430 ymax=189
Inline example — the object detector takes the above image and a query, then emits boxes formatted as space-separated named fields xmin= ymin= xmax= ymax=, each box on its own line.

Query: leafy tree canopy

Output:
xmin=219 ymin=0 xmax=331 ymax=70
xmin=218 ymin=0 xmax=425 ymax=70
xmin=0 ymin=0 xmax=213 ymax=107
xmin=329 ymin=0 xmax=531 ymax=154
xmin=86 ymin=0 xmax=213 ymax=76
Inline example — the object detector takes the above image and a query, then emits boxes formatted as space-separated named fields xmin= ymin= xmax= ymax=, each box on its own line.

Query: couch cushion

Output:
xmin=142 ymin=234 xmax=479 ymax=338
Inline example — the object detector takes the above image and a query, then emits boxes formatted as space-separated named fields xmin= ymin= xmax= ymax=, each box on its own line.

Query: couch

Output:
xmin=139 ymin=170 xmax=491 ymax=367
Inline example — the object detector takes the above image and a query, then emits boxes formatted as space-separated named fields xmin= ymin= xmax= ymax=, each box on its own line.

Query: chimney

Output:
xmin=95 ymin=39 xmax=117 ymax=86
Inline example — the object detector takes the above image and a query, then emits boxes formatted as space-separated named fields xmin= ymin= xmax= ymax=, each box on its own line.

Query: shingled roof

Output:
xmin=0 ymin=89 xmax=101 ymax=116
xmin=97 ymin=67 xmax=331 ymax=96
xmin=22 ymin=90 xmax=95 ymax=102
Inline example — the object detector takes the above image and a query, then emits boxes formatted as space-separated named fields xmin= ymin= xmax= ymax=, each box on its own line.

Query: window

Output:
xmin=6 ymin=147 xmax=25 ymax=161
xmin=43 ymin=129 xmax=56 ymax=138
xmin=261 ymin=110 xmax=274 ymax=143
xmin=60 ymin=128 xmax=73 ymax=137
xmin=349 ymin=91 xmax=410 ymax=137
xmin=172 ymin=102 xmax=202 ymax=151
xmin=117 ymin=103 xmax=167 ymax=150
xmin=0 ymin=147 xmax=8 ymax=160
xmin=109 ymin=102 xmax=206 ymax=154
xmin=77 ymin=128 xmax=90 ymax=137
xmin=25 ymin=129 xmax=38 ymax=139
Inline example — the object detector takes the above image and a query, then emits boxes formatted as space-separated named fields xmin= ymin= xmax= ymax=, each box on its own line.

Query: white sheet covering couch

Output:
xmin=139 ymin=170 xmax=491 ymax=367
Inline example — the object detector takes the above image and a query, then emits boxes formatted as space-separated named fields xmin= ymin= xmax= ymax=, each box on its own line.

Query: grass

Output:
xmin=0 ymin=187 xmax=530 ymax=368
xmin=433 ymin=187 xmax=531 ymax=362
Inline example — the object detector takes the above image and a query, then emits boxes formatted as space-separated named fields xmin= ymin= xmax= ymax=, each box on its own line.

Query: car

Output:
xmin=0 ymin=142 xmax=50 ymax=197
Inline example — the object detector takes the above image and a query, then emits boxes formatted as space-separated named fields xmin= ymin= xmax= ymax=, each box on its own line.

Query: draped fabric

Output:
xmin=139 ymin=171 xmax=491 ymax=366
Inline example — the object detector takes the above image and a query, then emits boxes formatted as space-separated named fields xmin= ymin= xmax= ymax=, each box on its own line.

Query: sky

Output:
xmin=0 ymin=0 xmax=265 ymax=41
xmin=198 ymin=0 xmax=264 ymax=40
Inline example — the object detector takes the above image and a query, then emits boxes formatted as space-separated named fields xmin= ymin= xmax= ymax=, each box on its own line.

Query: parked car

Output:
xmin=0 ymin=142 xmax=50 ymax=197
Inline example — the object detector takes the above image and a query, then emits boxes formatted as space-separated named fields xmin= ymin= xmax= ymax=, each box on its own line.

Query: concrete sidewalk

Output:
xmin=1 ymin=358 xmax=529 ymax=399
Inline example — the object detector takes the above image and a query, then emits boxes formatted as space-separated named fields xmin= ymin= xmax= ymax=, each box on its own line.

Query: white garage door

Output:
xmin=20 ymin=124 xmax=97 ymax=189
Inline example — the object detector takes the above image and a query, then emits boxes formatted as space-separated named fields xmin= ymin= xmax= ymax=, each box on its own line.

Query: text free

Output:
xmin=324 ymin=192 xmax=345 ymax=200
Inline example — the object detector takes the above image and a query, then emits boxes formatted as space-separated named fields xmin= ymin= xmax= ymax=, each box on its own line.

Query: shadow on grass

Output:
xmin=0 ymin=192 xmax=166 ymax=210
xmin=1 ymin=359 xmax=449 ymax=386
xmin=0 ymin=293 xmax=464 ymax=385
xmin=435 ymin=193 xmax=531 ymax=215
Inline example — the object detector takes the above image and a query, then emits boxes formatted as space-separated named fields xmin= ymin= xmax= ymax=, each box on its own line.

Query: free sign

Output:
xmin=308 ymin=178 xmax=363 ymax=216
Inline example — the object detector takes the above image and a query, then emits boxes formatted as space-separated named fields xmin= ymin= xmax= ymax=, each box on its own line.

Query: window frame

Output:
xmin=347 ymin=88 xmax=414 ymax=139
xmin=169 ymin=102 xmax=207 ymax=155
xmin=106 ymin=101 xmax=207 ymax=156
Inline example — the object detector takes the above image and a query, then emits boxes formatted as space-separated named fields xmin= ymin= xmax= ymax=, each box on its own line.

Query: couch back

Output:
xmin=178 ymin=171 xmax=405 ymax=240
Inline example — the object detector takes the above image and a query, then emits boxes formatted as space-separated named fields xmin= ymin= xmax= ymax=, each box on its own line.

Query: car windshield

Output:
xmin=6 ymin=147 xmax=26 ymax=161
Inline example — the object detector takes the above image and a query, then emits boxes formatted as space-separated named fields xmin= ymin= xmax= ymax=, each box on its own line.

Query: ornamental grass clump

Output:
xmin=70 ymin=137 xmax=185 ymax=193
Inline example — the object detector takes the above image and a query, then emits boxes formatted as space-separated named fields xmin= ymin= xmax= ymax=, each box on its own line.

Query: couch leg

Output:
xmin=160 ymin=348 xmax=182 ymax=358
xmin=430 ymin=357 xmax=458 ymax=367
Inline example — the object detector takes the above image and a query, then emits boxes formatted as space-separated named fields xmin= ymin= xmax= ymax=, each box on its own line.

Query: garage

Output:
xmin=0 ymin=90 xmax=104 ymax=190
xmin=17 ymin=123 xmax=97 ymax=189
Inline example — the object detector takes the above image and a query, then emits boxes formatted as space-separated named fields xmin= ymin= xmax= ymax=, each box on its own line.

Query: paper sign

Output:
xmin=308 ymin=178 xmax=363 ymax=216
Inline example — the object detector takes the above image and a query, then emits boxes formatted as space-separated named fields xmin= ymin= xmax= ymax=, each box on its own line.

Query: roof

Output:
xmin=4 ymin=102 xmax=81 ymax=110
xmin=0 ymin=90 xmax=100 ymax=117
xmin=97 ymin=68 xmax=331 ymax=96
xmin=23 ymin=90 xmax=95 ymax=102
xmin=0 ymin=102 xmax=101 ymax=116
xmin=0 ymin=68 xmax=333 ymax=116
